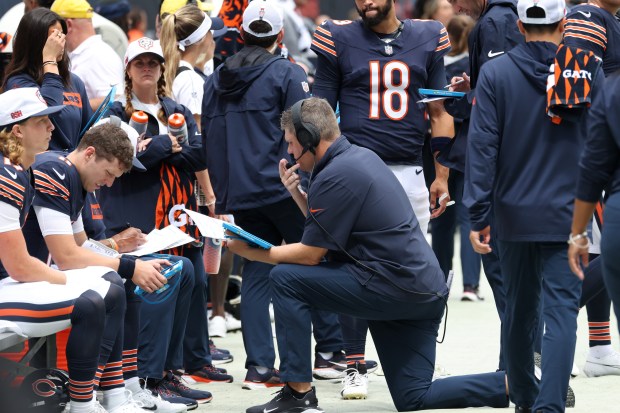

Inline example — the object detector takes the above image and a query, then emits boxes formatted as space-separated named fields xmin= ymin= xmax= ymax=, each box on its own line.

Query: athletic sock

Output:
xmin=288 ymin=386 xmax=311 ymax=399
xmin=589 ymin=343 xmax=614 ymax=358
xmin=346 ymin=353 xmax=366 ymax=373
xmin=101 ymin=387 xmax=126 ymax=411
xmin=254 ymin=366 xmax=269 ymax=375
xmin=589 ymin=321 xmax=612 ymax=347
xmin=69 ymin=399 xmax=95 ymax=413
xmin=124 ymin=376 xmax=141 ymax=393
xmin=318 ymin=352 xmax=333 ymax=360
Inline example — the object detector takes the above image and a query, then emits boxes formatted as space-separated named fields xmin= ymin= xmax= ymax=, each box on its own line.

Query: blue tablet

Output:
xmin=418 ymin=88 xmax=465 ymax=98
xmin=223 ymin=222 xmax=273 ymax=249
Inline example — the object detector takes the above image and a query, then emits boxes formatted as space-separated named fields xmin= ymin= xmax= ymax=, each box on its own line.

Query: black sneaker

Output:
xmin=533 ymin=352 xmax=575 ymax=408
xmin=155 ymin=371 xmax=213 ymax=403
xmin=242 ymin=366 xmax=284 ymax=390
xmin=187 ymin=364 xmax=234 ymax=383
xmin=246 ymin=385 xmax=324 ymax=413
xmin=312 ymin=352 xmax=378 ymax=379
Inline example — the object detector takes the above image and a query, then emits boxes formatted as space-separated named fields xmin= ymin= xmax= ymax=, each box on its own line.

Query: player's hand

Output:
xmin=470 ymin=226 xmax=492 ymax=254
xmin=429 ymin=180 xmax=450 ymax=219
xmin=450 ymin=73 xmax=471 ymax=92
xmin=279 ymin=159 xmax=307 ymax=200
xmin=568 ymin=240 xmax=589 ymax=280
xmin=224 ymin=235 xmax=252 ymax=258
xmin=112 ymin=227 xmax=146 ymax=253
xmin=168 ymin=133 xmax=183 ymax=153
xmin=131 ymin=259 xmax=170 ymax=293
xmin=43 ymin=28 xmax=65 ymax=63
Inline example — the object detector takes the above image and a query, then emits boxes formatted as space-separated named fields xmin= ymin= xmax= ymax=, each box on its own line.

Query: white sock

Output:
xmin=70 ymin=399 xmax=95 ymax=413
xmin=318 ymin=352 xmax=334 ymax=360
xmin=255 ymin=366 xmax=269 ymax=374
xmin=102 ymin=387 xmax=126 ymax=411
xmin=589 ymin=344 xmax=614 ymax=358
xmin=125 ymin=377 xmax=141 ymax=393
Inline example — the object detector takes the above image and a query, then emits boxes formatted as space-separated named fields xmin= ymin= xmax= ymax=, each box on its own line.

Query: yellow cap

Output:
xmin=51 ymin=0 xmax=94 ymax=19
xmin=160 ymin=0 xmax=213 ymax=17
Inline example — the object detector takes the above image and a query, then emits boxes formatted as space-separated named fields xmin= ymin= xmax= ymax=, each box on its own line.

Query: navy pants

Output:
xmin=498 ymin=241 xmax=581 ymax=412
xmin=137 ymin=255 xmax=194 ymax=377
xmin=234 ymin=198 xmax=342 ymax=369
xmin=601 ymin=194 xmax=620 ymax=338
xmin=270 ymin=263 xmax=508 ymax=411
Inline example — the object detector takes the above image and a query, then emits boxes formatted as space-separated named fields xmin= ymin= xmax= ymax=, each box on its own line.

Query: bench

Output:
xmin=0 ymin=328 xmax=58 ymax=382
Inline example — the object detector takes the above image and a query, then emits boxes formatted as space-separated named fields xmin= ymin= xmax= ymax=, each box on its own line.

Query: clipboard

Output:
xmin=222 ymin=222 xmax=273 ymax=249
xmin=79 ymin=85 xmax=116 ymax=139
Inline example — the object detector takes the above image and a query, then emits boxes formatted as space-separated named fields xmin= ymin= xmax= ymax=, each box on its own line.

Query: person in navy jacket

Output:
xmin=464 ymin=0 xmax=603 ymax=409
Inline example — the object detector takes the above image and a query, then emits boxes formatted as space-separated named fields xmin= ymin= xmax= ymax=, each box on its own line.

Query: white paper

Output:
xmin=125 ymin=225 xmax=195 ymax=256
xmin=184 ymin=209 xmax=226 ymax=239
xmin=417 ymin=97 xmax=449 ymax=103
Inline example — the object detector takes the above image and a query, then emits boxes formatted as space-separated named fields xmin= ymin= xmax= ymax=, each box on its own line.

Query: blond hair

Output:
xmin=160 ymin=4 xmax=206 ymax=96
xmin=0 ymin=128 xmax=24 ymax=165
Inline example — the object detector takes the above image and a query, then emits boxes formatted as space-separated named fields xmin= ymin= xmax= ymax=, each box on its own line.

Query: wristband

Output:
xmin=205 ymin=199 xmax=216 ymax=207
xmin=117 ymin=256 xmax=137 ymax=279
xmin=107 ymin=238 xmax=119 ymax=252
xmin=431 ymin=137 xmax=452 ymax=154
xmin=567 ymin=231 xmax=589 ymax=249
xmin=43 ymin=61 xmax=58 ymax=67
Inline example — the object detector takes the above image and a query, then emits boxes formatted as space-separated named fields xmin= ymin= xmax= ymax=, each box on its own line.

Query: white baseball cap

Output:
xmin=0 ymin=88 xmax=65 ymax=128
xmin=93 ymin=116 xmax=146 ymax=171
xmin=242 ymin=0 xmax=284 ymax=38
xmin=518 ymin=0 xmax=565 ymax=24
xmin=124 ymin=37 xmax=164 ymax=69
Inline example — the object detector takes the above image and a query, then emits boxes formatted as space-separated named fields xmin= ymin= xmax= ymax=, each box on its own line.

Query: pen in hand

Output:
xmin=444 ymin=78 xmax=465 ymax=89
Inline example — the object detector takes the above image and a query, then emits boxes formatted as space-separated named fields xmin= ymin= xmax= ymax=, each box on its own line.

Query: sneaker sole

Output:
xmin=583 ymin=363 xmax=620 ymax=378
xmin=212 ymin=357 xmax=234 ymax=365
xmin=342 ymin=392 xmax=368 ymax=400
xmin=313 ymin=368 xmax=346 ymax=380
xmin=241 ymin=381 xmax=285 ymax=390
xmin=189 ymin=374 xmax=234 ymax=384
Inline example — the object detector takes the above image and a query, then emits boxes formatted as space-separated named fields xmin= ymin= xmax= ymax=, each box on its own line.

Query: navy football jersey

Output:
xmin=311 ymin=19 xmax=451 ymax=164
xmin=564 ymin=4 xmax=620 ymax=76
xmin=22 ymin=152 xmax=85 ymax=264
xmin=0 ymin=158 xmax=35 ymax=279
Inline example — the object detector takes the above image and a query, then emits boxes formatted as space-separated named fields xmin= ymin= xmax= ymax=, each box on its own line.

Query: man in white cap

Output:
xmin=465 ymin=0 xmax=603 ymax=410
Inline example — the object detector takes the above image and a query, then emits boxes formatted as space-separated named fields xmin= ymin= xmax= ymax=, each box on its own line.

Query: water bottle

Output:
xmin=168 ymin=113 xmax=188 ymax=145
xmin=128 ymin=110 xmax=148 ymax=143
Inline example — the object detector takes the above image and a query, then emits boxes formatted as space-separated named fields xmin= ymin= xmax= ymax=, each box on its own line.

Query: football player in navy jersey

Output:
xmin=0 ymin=87 xmax=126 ymax=413
xmin=563 ymin=0 xmax=620 ymax=378
xmin=310 ymin=0 xmax=453 ymax=396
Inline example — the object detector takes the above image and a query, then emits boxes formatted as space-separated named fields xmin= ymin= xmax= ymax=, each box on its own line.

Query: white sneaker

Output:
xmin=131 ymin=387 xmax=187 ymax=412
xmin=65 ymin=400 xmax=108 ymax=413
xmin=340 ymin=369 xmax=368 ymax=400
xmin=584 ymin=350 xmax=620 ymax=377
xmin=225 ymin=312 xmax=242 ymax=332
xmin=208 ymin=315 xmax=227 ymax=338
xmin=105 ymin=390 xmax=145 ymax=413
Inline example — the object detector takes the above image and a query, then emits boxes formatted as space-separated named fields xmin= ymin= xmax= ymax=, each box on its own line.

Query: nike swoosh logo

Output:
xmin=309 ymin=208 xmax=324 ymax=214
xmin=263 ymin=408 xmax=278 ymax=413
xmin=4 ymin=167 xmax=17 ymax=180
xmin=415 ymin=169 xmax=423 ymax=175
xmin=52 ymin=168 xmax=65 ymax=180
xmin=141 ymin=404 xmax=157 ymax=411
xmin=487 ymin=50 xmax=504 ymax=58
xmin=577 ymin=11 xmax=591 ymax=18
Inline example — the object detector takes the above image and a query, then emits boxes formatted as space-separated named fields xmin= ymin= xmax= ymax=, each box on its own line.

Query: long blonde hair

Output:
xmin=0 ymin=128 xmax=24 ymax=165
xmin=160 ymin=4 xmax=206 ymax=95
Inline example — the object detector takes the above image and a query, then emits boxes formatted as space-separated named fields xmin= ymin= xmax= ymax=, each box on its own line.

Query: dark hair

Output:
xmin=77 ymin=123 xmax=134 ymax=172
xmin=1 ymin=9 xmax=70 ymax=91
xmin=521 ymin=21 xmax=561 ymax=34
xmin=242 ymin=20 xmax=278 ymax=48
xmin=38 ymin=0 xmax=56 ymax=8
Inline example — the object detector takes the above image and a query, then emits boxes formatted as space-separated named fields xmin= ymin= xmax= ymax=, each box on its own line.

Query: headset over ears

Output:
xmin=291 ymin=99 xmax=321 ymax=154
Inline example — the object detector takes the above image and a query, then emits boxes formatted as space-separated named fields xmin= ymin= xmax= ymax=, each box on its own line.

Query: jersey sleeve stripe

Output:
xmin=565 ymin=18 xmax=607 ymax=35
xmin=315 ymin=25 xmax=332 ymax=37
xmin=565 ymin=22 xmax=607 ymax=42
xmin=435 ymin=41 xmax=451 ymax=52
xmin=36 ymin=187 xmax=69 ymax=202
xmin=313 ymin=32 xmax=335 ymax=47
xmin=34 ymin=171 xmax=70 ymax=197
xmin=564 ymin=32 xmax=607 ymax=49
xmin=312 ymin=39 xmax=337 ymax=57
xmin=0 ymin=183 xmax=24 ymax=205
xmin=0 ymin=175 xmax=25 ymax=192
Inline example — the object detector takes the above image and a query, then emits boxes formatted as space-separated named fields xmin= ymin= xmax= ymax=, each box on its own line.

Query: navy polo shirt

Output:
xmin=301 ymin=136 xmax=447 ymax=302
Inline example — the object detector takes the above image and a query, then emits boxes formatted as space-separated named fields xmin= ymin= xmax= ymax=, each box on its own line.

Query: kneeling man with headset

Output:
xmin=226 ymin=97 xmax=510 ymax=413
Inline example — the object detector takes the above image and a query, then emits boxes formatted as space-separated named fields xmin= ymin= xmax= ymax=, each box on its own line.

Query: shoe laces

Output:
xmin=342 ymin=369 xmax=366 ymax=387
xmin=166 ymin=372 xmax=192 ymax=392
